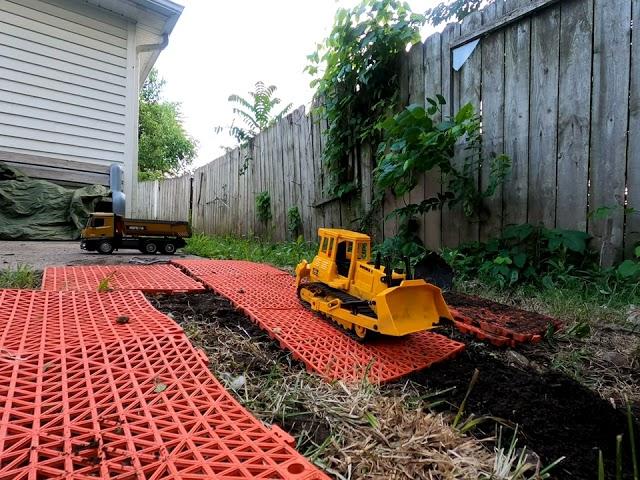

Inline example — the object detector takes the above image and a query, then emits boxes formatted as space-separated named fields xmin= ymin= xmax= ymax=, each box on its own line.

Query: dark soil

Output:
xmin=147 ymin=292 xmax=332 ymax=447
xmin=412 ymin=332 xmax=640 ymax=480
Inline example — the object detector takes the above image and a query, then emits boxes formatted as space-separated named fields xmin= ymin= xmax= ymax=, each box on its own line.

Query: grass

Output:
xmin=184 ymin=233 xmax=317 ymax=270
xmin=456 ymin=277 xmax=639 ymax=327
xmin=0 ymin=265 xmax=40 ymax=289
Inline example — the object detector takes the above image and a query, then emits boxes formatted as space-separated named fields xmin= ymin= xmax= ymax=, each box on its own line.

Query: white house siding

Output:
xmin=0 ymin=0 xmax=133 ymax=187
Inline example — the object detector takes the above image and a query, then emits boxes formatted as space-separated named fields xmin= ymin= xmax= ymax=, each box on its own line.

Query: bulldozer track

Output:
xmin=297 ymin=282 xmax=380 ymax=341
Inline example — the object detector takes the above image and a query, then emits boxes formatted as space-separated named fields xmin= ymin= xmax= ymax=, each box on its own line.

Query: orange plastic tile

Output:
xmin=41 ymin=264 xmax=205 ymax=293
xmin=0 ymin=333 xmax=328 ymax=480
xmin=447 ymin=293 xmax=561 ymax=345
xmin=173 ymin=259 xmax=290 ymax=278
xmin=0 ymin=289 xmax=181 ymax=354
xmin=174 ymin=260 xmax=465 ymax=383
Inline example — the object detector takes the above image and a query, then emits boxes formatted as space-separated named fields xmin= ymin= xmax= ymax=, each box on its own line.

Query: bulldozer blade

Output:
xmin=414 ymin=251 xmax=455 ymax=291
xmin=375 ymin=279 xmax=452 ymax=336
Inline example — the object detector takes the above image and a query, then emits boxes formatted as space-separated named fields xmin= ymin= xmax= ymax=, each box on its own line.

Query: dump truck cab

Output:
xmin=295 ymin=228 xmax=452 ymax=339
xmin=81 ymin=213 xmax=190 ymax=255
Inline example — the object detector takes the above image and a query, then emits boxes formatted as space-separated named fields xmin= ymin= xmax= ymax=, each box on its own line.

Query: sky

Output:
xmin=154 ymin=0 xmax=441 ymax=169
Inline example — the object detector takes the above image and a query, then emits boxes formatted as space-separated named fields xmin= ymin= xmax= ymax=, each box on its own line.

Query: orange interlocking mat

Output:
xmin=0 ymin=290 xmax=329 ymax=480
xmin=173 ymin=259 xmax=465 ymax=383
xmin=41 ymin=264 xmax=205 ymax=293
xmin=0 ymin=289 xmax=182 ymax=354
xmin=446 ymin=292 xmax=563 ymax=347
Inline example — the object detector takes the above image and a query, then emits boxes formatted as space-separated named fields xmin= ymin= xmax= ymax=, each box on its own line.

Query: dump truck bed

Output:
xmin=121 ymin=218 xmax=190 ymax=237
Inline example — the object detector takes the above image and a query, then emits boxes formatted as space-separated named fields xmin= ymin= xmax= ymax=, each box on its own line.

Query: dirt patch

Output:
xmin=412 ymin=329 xmax=640 ymax=480
xmin=148 ymin=292 xmax=495 ymax=479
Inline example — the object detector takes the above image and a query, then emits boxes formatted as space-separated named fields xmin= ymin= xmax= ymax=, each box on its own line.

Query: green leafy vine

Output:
xmin=376 ymin=99 xmax=511 ymax=221
xmin=306 ymin=0 xmax=425 ymax=198
xmin=256 ymin=191 xmax=272 ymax=224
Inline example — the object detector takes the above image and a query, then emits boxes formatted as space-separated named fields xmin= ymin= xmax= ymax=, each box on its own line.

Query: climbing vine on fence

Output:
xmin=376 ymin=99 xmax=511 ymax=221
xmin=306 ymin=0 xmax=425 ymax=198
xmin=256 ymin=191 xmax=272 ymax=224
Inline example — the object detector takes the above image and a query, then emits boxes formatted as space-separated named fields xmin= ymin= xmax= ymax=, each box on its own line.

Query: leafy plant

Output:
xmin=256 ymin=191 xmax=272 ymax=224
xmin=376 ymin=100 xmax=510 ymax=221
xmin=446 ymin=224 xmax=593 ymax=288
xmin=216 ymin=82 xmax=292 ymax=175
xmin=426 ymin=0 xmax=483 ymax=26
xmin=138 ymin=69 xmax=197 ymax=180
xmin=616 ymin=246 xmax=640 ymax=280
xmin=306 ymin=0 xmax=425 ymax=197
xmin=287 ymin=206 xmax=302 ymax=239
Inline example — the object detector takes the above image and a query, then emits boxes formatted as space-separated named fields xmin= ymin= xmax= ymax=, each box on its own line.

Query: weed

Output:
xmin=256 ymin=191 xmax=272 ymax=224
xmin=0 ymin=265 xmax=39 ymax=289
xmin=97 ymin=271 xmax=115 ymax=292
xmin=485 ymin=426 xmax=564 ymax=480
xmin=287 ymin=207 xmax=302 ymax=240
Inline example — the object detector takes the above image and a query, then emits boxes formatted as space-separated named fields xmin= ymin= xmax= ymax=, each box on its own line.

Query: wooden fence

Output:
xmin=131 ymin=174 xmax=191 ymax=221
xmin=138 ymin=0 xmax=640 ymax=264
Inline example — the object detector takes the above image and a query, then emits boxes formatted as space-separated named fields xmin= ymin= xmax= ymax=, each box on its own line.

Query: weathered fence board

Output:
xmin=134 ymin=0 xmax=639 ymax=261
xmin=556 ymin=0 xmax=592 ymax=232
xmin=422 ymin=32 xmax=443 ymax=250
xmin=479 ymin=0 xmax=505 ymax=241
xmin=627 ymin=0 xmax=640 ymax=256
xmin=589 ymin=0 xmax=631 ymax=265
xmin=132 ymin=175 xmax=190 ymax=222
xmin=528 ymin=5 xmax=559 ymax=227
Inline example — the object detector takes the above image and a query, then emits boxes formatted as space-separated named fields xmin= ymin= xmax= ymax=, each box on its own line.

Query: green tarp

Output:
xmin=0 ymin=163 xmax=110 ymax=240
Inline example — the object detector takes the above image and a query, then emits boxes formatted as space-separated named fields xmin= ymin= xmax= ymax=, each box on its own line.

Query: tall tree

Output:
xmin=426 ymin=0 xmax=484 ymax=25
xmin=216 ymin=81 xmax=292 ymax=147
xmin=138 ymin=69 xmax=197 ymax=180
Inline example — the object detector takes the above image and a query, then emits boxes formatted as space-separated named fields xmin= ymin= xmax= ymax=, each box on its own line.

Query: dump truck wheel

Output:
xmin=163 ymin=242 xmax=176 ymax=254
xmin=97 ymin=240 xmax=114 ymax=255
xmin=144 ymin=242 xmax=158 ymax=254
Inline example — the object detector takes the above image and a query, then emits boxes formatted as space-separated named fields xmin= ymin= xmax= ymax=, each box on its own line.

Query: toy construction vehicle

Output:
xmin=295 ymin=228 xmax=453 ymax=339
xmin=81 ymin=213 xmax=190 ymax=255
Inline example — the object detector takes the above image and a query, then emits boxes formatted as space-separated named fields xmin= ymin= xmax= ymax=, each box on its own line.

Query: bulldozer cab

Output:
xmin=316 ymin=229 xmax=370 ymax=288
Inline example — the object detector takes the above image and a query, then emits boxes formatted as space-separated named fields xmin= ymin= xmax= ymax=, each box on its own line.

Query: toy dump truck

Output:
xmin=81 ymin=213 xmax=190 ymax=255
xmin=295 ymin=228 xmax=452 ymax=340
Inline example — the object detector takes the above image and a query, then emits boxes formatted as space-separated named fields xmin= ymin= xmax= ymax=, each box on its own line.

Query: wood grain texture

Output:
xmin=556 ymin=0 xmax=593 ymax=232
xmin=502 ymin=0 xmax=531 ymax=227
xmin=440 ymin=23 xmax=461 ymax=247
xmin=479 ymin=0 xmax=505 ymax=241
xmin=422 ymin=32 xmax=443 ymax=250
xmin=589 ymin=0 xmax=631 ymax=265
xmin=528 ymin=3 xmax=560 ymax=227
xmin=458 ymin=11 xmax=483 ymax=245
xmin=627 ymin=0 xmax=640 ymax=255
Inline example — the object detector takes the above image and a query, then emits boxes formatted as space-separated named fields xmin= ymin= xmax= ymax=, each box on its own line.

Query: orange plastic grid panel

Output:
xmin=0 ymin=334 xmax=329 ymax=480
xmin=174 ymin=260 xmax=465 ymax=383
xmin=0 ymin=290 xmax=182 ymax=354
xmin=41 ymin=264 xmax=205 ymax=293
xmin=448 ymin=293 xmax=561 ymax=345
xmin=173 ymin=259 xmax=290 ymax=278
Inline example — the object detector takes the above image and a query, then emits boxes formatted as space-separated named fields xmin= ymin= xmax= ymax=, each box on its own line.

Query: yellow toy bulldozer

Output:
xmin=295 ymin=228 xmax=453 ymax=339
